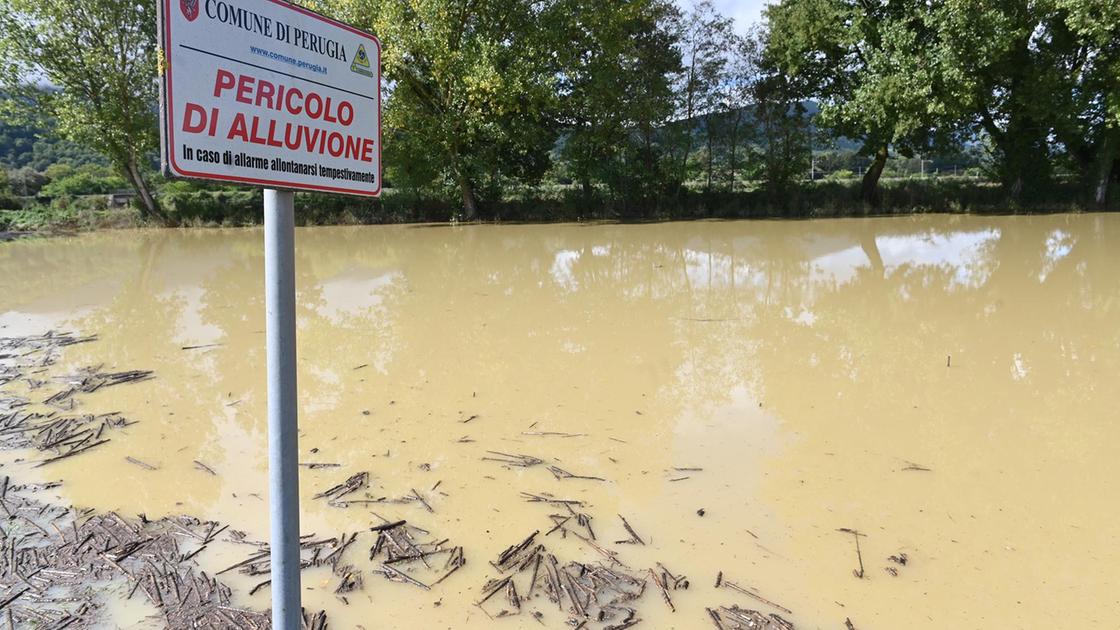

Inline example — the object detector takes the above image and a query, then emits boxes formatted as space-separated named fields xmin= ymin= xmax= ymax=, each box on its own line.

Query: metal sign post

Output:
xmin=263 ymin=188 xmax=299 ymax=629
xmin=156 ymin=0 xmax=381 ymax=625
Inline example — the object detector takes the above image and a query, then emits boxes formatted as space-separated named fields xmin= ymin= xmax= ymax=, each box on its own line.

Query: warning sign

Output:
xmin=157 ymin=0 xmax=382 ymax=196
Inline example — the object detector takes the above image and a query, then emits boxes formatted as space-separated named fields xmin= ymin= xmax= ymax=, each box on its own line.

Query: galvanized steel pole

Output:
xmin=264 ymin=188 xmax=301 ymax=629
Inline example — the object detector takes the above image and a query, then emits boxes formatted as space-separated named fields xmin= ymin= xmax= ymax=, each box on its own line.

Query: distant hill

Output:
xmin=686 ymin=101 xmax=864 ymax=152
xmin=0 ymin=94 xmax=107 ymax=171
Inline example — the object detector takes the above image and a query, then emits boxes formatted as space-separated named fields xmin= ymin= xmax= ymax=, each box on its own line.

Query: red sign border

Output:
xmin=158 ymin=0 xmax=382 ymax=197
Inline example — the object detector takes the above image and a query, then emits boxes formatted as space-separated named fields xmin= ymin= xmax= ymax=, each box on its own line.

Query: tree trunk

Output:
xmin=124 ymin=158 xmax=169 ymax=224
xmin=1092 ymin=126 xmax=1118 ymax=209
xmin=458 ymin=175 xmax=479 ymax=221
xmin=995 ymin=112 xmax=1051 ymax=204
xmin=705 ymin=114 xmax=715 ymax=192
xmin=728 ymin=110 xmax=741 ymax=192
xmin=861 ymin=143 xmax=889 ymax=208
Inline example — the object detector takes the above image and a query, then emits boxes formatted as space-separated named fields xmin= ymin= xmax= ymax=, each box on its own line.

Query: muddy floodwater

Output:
xmin=1 ymin=214 xmax=1118 ymax=629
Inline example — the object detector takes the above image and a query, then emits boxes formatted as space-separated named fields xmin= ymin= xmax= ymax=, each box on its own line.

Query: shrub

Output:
xmin=40 ymin=165 xmax=126 ymax=196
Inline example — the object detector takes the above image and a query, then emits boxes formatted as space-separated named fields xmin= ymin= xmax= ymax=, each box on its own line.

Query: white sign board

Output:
xmin=158 ymin=0 xmax=381 ymax=196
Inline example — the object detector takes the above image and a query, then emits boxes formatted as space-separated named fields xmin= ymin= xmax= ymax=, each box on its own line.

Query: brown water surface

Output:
xmin=1 ymin=215 xmax=1117 ymax=629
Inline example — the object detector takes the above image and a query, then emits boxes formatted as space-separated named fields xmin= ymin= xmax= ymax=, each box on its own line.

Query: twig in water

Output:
xmin=722 ymin=579 xmax=793 ymax=615
xmin=410 ymin=488 xmax=434 ymax=513
xmin=548 ymin=465 xmax=605 ymax=482
xmin=837 ymin=528 xmax=866 ymax=578
xmin=615 ymin=514 xmax=645 ymax=545
xmin=125 ymin=456 xmax=157 ymax=471
xmin=482 ymin=451 xmax=542 ymax=467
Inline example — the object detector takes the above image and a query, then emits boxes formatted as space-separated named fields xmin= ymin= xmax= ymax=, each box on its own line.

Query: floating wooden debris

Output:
xmin=616 ymin=515 xmax=645 ymax=545
xmin=125 ymin=456 xmax=158 ymax=470
xmin=548 ymin=465 xmax=606 ymax=482
xmin=48 ymin=367 xmax=154 ymax=405
xmin=0 ymin=477 xmax=307 ymax=629
xmin=837 ymin=528 xmax=867 ymax=578
xmin=885 ymin=552 xmax=909 ymax=576
xmin=223 ymin=530 xmax=368 ymax=596
xmin=522 ymin=431 xmax=586 ymax=438
xmin=656 ymin=562 xmax=688 ymax=590
xmin=707 ymin=605 xmax=795 ymax=629
xmin=369 ymin=520 xmax=464 ymax=589
xmin=314 ymin=471 xmax=370 ymax=503
xmin=648 ymin=567 xmax=675 ymax=612
xmin=0 ymin=411 xmax=137 ymax=467
xmin=478 ymin=531 xmax=647 ymax=627
xmin=483 ymin=451 xmax=543 ymax=467
xmin=0 ymin=332 xmax=336 ymax=626
xmin=193 ymin=460 xmax=218 ymax=475
xmin=720 ymin=578 xmax=793 ymax=615
xmin=520 ymin=492 xmax=584 ymax=507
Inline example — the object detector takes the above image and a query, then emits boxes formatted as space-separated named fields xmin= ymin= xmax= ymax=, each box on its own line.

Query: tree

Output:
xmin=552 ymin=0 xmax=680 ymax=205
xmin=931 ymin=0 xmax=1069 ymax=202
xmin=720 ymin=33 xmax=760 ymax=192
xmin=0 ymin=0 xmax=167 ymax=222
xmin=767 ymin=0 xmax=952 ymax=207
xmin=749 ymin=27 xmax=811 ymax=209
xmin=1050 ymin=0 xmax=1120 ymax=207
xmin=8 ymin=166 xmax=45 ymax=196
xmin=670 ymin=0 xmax=733 ymax=193
xmin=358 ymin=0 xmax=559 ymax=220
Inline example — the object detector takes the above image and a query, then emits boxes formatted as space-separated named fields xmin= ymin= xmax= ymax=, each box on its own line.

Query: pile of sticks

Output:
xmin=477 ymin=530 xmax=647 ymax=629
xmin=706 ymin=605 xmax=795 ymax=630
xmin=0 ymin=478 xmax=311 ymax=628
xmin=0 ymin=410 xmax=136 ymax=465
xmin=219 ymin=518 xmax=466 ymax=605
xmin=44 ymin=367 xmax=153 ymax=409
xmin=0 ymin=332 xmax=331 ymax=628
xmin=370 ymin=520 xmax=465 ymax=590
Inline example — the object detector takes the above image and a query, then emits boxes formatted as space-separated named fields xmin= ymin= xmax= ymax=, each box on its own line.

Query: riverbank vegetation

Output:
xmin=0 ymin=0 xmax=1117 ymax=230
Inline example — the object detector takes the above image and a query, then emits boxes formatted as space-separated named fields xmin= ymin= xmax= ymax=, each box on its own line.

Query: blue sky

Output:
xmin=677 ymin=0 xmax=770 ymax=33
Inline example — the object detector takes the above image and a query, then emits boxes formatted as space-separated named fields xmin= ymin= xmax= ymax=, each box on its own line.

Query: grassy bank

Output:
xmin=1 ymin=177 xmax=1114 ymax=234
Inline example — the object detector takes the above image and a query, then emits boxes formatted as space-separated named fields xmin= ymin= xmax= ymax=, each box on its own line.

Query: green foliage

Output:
xmin=0 ymin=0 xmax=165 ymax=220
xmin=766 ymin=0 xmax=953 ymax=206
xmin=357 ymin=0 xmax=561 ymax=218
xmin=160 ymin=190 xmax=263 ymax=226
xmin=6 ymin=166 xmax=45 ymax=196
xmin=0 ymin=193 xmax=138 ymax=231
xmin=747 ymin=27 xmax=812 ymax=207
xmin=39 ymin=164 xmax=126 ymax=196
xmin=1 ymin=0 xmax=1116 ymax=230
xmin=668 ymin=0 xmax=733 ymax=191
xmin=0 ymin=168 xmax=15 ymax=210
xmin=0 ymin=94 xmax=107 ymax=170
xmin=553 ymin=0 xmax=681 ymax=206
xmin=925 ymin=0 xmax=1120 ymax=202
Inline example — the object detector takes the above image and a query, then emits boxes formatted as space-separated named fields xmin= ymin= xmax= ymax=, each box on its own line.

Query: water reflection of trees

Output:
xmin=2 ymin=216 xmax=1116 ymax=539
